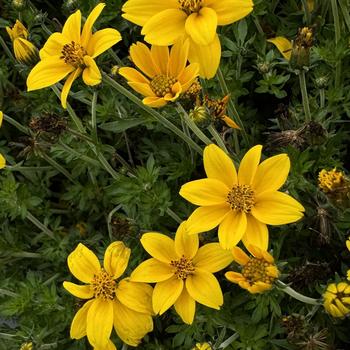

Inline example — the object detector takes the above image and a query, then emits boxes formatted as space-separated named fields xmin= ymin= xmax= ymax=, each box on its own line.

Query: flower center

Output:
xmin=150 ymin=74 xmax=177 ymax=97
xmin=227 ymin=184 xmax=255 ymax=213
xmin=178 ymin=0 xmax=202 ymax=14
xmin=242 ymin=258 xmax=275 ymax=285
xmin=91 ymin=269 xmax=117 ymax=300
xmin=60 ymin=41 xmax=87 ymax=67
xmin=170 ymin=255 xmax=195 ymax=280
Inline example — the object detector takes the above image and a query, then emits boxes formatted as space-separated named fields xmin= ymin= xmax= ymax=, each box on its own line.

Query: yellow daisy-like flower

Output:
xmin=225 ymin=245 xmax=279 ymax=294
xmin=192 ymin=343 xmax=212 ymax=350
xmin=6 ymin=20 xmax=38 ymax=64
xmin=323 ymin=282 xmax=350 ymax=318
xmin=121 ymin=0 xmax=254 ymax=78
xmin=27 ymin=3 xmax=121 ymax=108
xmin=179 ymin=144 xmax=305 ymax=250
xmin=63 ymin=242 xmax=153 ymax=349
xmin=119 ymin=40 xmax=199 ymax=108
xmin=130 ymin=222 xmax=233 ymax=324
xmin=318 ymin=168 xmax=345 ymax=193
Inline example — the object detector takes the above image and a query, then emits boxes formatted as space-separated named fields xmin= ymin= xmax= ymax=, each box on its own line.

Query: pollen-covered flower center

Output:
xmin=150 ymin=74 xmax=177 ymax=97
xmin=242 ymin=258 xmax=276 ymax=285
xmin=178 ymin=0 xmax=202 ymax=14
xmin=170 ymin=255 xmax=195 ymax=280
xmin=227 ymin=184 xmax=255 ymax=212
xmin=91 ymin=269 xmax=116 ymax=300
xmin=60 ymin=41 xmax=87 ymax=67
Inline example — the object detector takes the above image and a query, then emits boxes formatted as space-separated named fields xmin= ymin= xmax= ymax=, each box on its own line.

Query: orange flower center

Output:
xmin=170 ymin=255 xmax=195 ymax=280
xmin=60 ymin=41 xmax=87 ymax=67
xmin=150 ymin=74 xmax=177 ymax=97
xmin=178 ymin=0 xmax=202 ymax=14
xmin=227 ymin=184 xmax=255 ymax=213
xmin=242 ymin=258 xmax=276 ymax=285
xmin=91 ymin=269 xmax=116 ymax=300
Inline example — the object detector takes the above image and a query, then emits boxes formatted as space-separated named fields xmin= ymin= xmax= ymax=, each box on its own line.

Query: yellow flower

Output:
xmin=192 ymin=343 xmax=212 ymax=350
xmin=20 ymin=342 xmax=33 ymax=350
xmin=130 ymin=222 xmax=233 ymax=324
xmin=63 ymin=242 xmax=153 ymax=349
xmin=323 ymin=282 xmax=350 ymax=318
xmin=6 ymin=20 xmax=38 ymax=64
xmin=318 ymin=168 xmax=345 ymax=193
xmin=179 ymin=144 xmax=305 ymax=250
xmin=225 ymin=245 xmax=279 ymax=294
xmin=121 ymin=0 xmax=254 ymax=78
xmin=27 ymin=3 xmax=121 ymax=108
xmin=119 ymin=40 xmax=199 ymax=107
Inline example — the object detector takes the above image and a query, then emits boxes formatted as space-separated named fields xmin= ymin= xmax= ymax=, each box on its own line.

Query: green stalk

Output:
xmin=338 ymin=0 xmax=350 ymax=32
xmin=298 ymin=70 xmax=312 ymax=122
xmin=252 ymin=16 xmax=264 ymax=35
xmin=58 ymin=141 xmax=100 ymax=166
xmin=276 ymin=280 xmax=320 ymax=305
xmin=91 ymin=91 xmax=98 ymax=143
xmin=26 ymin=211 xmax=55 ymax=239
xmin=301 ymin=0 xmax=311 ymax=25
xmin=102 ymin=73 xmax=203 ymax=155
xmin=3 ymin=114 xmax=30 ymax=134
xmin=207 ymin=124 xmax=228 ymax=153
xmin=319 ymin=88 xmax=325 ymax=108
xmin=0 ymin=35 xmax=16 ymax=63
xmin=166 ymin=208 xmax=182 ymax=224
xmin=331 ymin=0 xmax=341 ymax=88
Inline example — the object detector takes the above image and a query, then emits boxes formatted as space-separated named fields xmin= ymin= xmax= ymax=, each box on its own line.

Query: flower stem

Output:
xmin=166 ymin=208 xmax=182 ymax=224
xmin=58 ymin=141 xmax=100 ymax=167
xmin=121 ymin=344 xmax=128 ymax=350
xmin=298 ymin=70 xmax=312 ymax=122
xmin=91 ymin=91 xmax=98 ymax=143
xmin=301 ymin=0 xmax=311 ymax=25
xmin=26 ymin=211 xmax=55 ymax=239
xmin=319 ymin=88 xmax=325 ymax=108
xmin=276 ymin=280 xmax=321 ymax=305
xmin=338 ymin=0 xmax=350 ymax=32
xmin=3 ymin=114 xmax=30 ymax=134
xmin=331 ymin=0 xmax=341 ymax=88
xmin=0 ymin=34 xmax=16 ymax=63
xmin=207 ymin=124 xmax=228 ymax=153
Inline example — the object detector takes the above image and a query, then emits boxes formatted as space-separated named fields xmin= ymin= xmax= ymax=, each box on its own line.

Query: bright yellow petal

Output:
xmin=186 ymin=270 xmax=222 ymax=309
xmin=67 ymin=243 xmax=101 ymax=284
xmin=188 ymin=34 xmax=221 ymax=79
xmin=116 ymin=278 xmax=153 ymax=314
xmin=164 ymin=81 xmax=182 ymax=101
xmin=82 ymin=56 xmax=101 ymax=86
xmin=241 ymin=215 xmax=269 ymax=251
xmin=252 ymin=154 xmax=290 ymax=193
xmin=130 ymin=258 xmax=174 ymax=282
xmin=174 ymin=287 xmax=196 ymax=324
xmin=0 ymin=154 xmax=5 ymax=169
xmin=204 ymin=143 xmax=237 ymax=188
xmin=222 ymin=115 xmax=240 ymax=129
xmin=87 ymin=28 xmax=121 ymax=58
xmin=267 ymin=37 xmax=292 ymax=60
xmin=169 ymin=38 xmax=190 ymax=77
xmin=142 ymin=9 xmax=187 ymax=46
xmin=13 ymin=38 xmax=37 ymax=64
xmin=86 ymin=299 xmax=114 ymax=349
xmin=129 ymin=42 xmax=160 ymax=78
xmin=225 ymin=271 xmax=245 ymax=283
xmin=27 ymin=56 xmax=74 ymax=91
xmin=39 ymin=32 xmax=68 ymax=59
xmin=252 ymin=191 xmax=305 ymax=225
xmin=0 ymin=111 xmax=3 ymax=127
xmin=151 ymin=45 xmax=169 ymax=75
xmin=70 ymin=299 xmax=94 ymax=339
xmin=63 ymin=281 xmax=93 ymax=299
xmin=238 ymin=145 xmax=262 ymax=185
xmin=118 ymin=67 xmax=150 ymax=83
xmin=193 ymin=243 xmax=233 ymax=272
xmin=62 ymin=10 xmax=81 ymax=43
xmin=129 ymin=82 xmax=156 ymax=97
xmin=103 ymin=241 xmax=130 ymax=279
xmin=218 ymin=211 xmax=247 ymax=249
xmin=186 ymin=7 xmax=217 ymax=45
xmin=174 ymin=221 xmax=199 ymax=259
xmin=177 ymin=63 xmax=199 ymax=91
xmin=61 ymin=68 xmax=82 ymax=109
xmin=140 ymin=232 xmax=177 ymax=263
xmin=81 ymin=3 xmax=105 ymax=47
xmin=179 ymin=178 xmax=229 ymax=206
xmin=231 ymin=246 xmax=249 ymax=265
xmin=143 ymin=96 xmax=167 ymax=107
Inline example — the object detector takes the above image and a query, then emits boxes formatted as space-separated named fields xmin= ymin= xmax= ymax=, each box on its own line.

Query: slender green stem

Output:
xmin=338 ymin=0 xmax=350 ymax=32
xmin=319 ymin=88 xmax=325 ymax=108
xmin=331 ymin=0 xmax=341 ymax=88
xmin=26 ymin=211 xmax=55 ymax=239
xmin=107 ymin=204 xmax=123 ymax=240
xmin=11 ymin=251 xmax=41 ymax=258
xmin=298 ymin=70 xmax=312 ymax=122
xmin=58 ymin=141 xmax=100 ymax=166
xmin=166 ymin=208 xmax=182 ymax=224
xmin=3 ymin=114 xmax=30 ymax=134
xmin=207 ymin=124 xmax=228 ymax=153
xmin=121 ymin=344 xmax=128 ymax=350
xmin=102 ymin=73 xmax=203 ymax=155
xmin=91 ymin=91 xmax=98 ymax=143
xmin=252 ymin=16 xmax=264 ymax=35
xmin=7 ymin=166 xmax=52 ymax=171
xmin=67 ymin=128 xmax=95 ymax=143
xmin=301 ymin=0 xmax=311 ymax=25
xmin=0 ymin=35 xmax=16 ymax=63
xmin=0 ymin=288 xmax=18 ymax=297
xmin=236 ymin=55 xmax=243 ymax=80
xmin=276 ymin=280 xmax=320 ymax=305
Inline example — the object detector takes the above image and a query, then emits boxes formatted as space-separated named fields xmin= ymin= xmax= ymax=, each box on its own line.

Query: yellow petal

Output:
xmin=40 ymin=33 xmax=68 ymax=60
xmin=225 ymin=271 xmax=245 ymax=283
xmin=186 ymin=270 xmax=222 ymax=309
xmin=174 ymin=221 xmax=199 ymax=259
xmin=151 ymin=45 xmax=169 ymax=75
xmin=128 ymin=82 xmax=156 ymax=97
xmin=218 ymin=211 xmax=247 ymax=249
xmin=204 ymin=143 xmax=237 ymax=188
xmin=143 ymin=96 xmax=167 ymax=107
xmin=252 ymin=191 xmax=305 ymax=225
xmin=193 ymin=243 xmax=233 ymax=272
xmin=86 ymin=299 xmax=114 ymax=349
xmin=186 ymin=7 xmax=217 ymax=46
xmin=174 ymin=287 xmax=196 ymax=324
xmin=70 ymin=299 xmax=94 ymax=339
xmin=82 ymin=56 xmax=101 ymax=86
xmin=169 ymin=38 xmax=190 ymax=77
xmin=267 ymin=37 xmax=292 ymax=60
xmin=63 ymin=281 xmax=93 ymax=299
xmin=13 ymin=38 xmax=37 ymax=64
xmin=61 ymin=68 xmax=82 ymax=109
xmin=241 ymin=215 xmax=268 ymax=251
xmin=222 ymin=115 xmax=240 ymax=129
xmin=238 ymin=145 xmax=262 ymax=185
xmin=177 ymin=63 xmax=200 ymax=91
xmin=87 ymin=28 xmax=121 ymax=58
xmin=130 ymin=258 xmax=174 ymax=282
xmin=27 ymin=56 xmax=74 ymax=91
xmin=0 ymin=154 xmax=5 ymax=169
xmin=252 ymin=154 xmax=290 ymax=193
xmin=129 ymin=42 xmax=160 ymax=78
xmin=62 ymin=10 xmax=81 ymax=44
xmin=231 ymin=246 xmax=250 ymax=265
xmin=118 ymin=67 xmax=150 ymax=84
xmin=153 ymin=276 xmax=184 ymax=314
xmin=103 ymin=241 xmax=131 ymax=279
xmin=335 ymin=299 xmax=350 ymax=315
xmin=67 ymin=243 xmax=101 ymax=284
xmin=179 ymin=178 xmax=229 ymax=206
xmin=142 ymin=9 xmax=187 ymax=46
xmin=116 ymin=278 xmax=153 ymax=314
xmin=81 ymin=3 xmax=105 ymax=47
xmin=113 ymin=299 xmax=153 ymax=346
xmin=141 ymin=232 xmax=177 ymax=263
xmin=0 ymin=111 xmax=2 ymax=127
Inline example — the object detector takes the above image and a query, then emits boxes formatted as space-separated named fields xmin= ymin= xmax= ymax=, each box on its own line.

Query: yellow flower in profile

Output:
xmin=318 ymin=168 xmax=345 ymax=193
xmin=19 ymin=342 xmax=33 ymax=350
xmin=180 ymin=144 xmax=305 ymax=250
xmin=225 ymin=245 xmax=278 ymax=294
xmin=6 ymin=20 xmax=38 ymax=64
xmin=323 ymin=282 xmax=350 ymax=318
xmin=193 ymin=343 xmax=212 ymax=350
xmin=27 ymin=3 xmax=121 ymax=108
xmin=63 ymin=242 xmax=153 ymax=349
xmin=119 ymin=40 xmax=199 ymax=107
xmin=130 ymin=222 xmax=233 ymax=324
xmin=121 ymin=0 xmax=254 ymax=78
